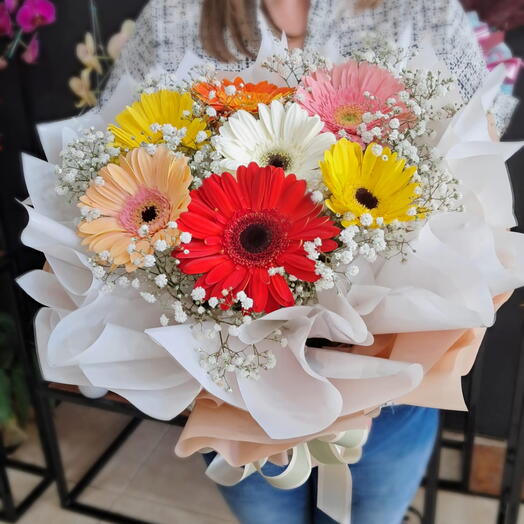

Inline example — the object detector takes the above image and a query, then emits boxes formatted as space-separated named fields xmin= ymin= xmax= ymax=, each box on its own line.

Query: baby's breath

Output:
xmin=56 ymin=128 xmax=119 ymax=202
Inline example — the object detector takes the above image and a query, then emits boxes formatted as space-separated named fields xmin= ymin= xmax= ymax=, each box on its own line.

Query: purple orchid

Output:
xmin=0 ymin=3 xmax=13 ymax=37
xmin=5 ymin=0 xmax=18 ymax=13
xmin=16 ymin=0 xmax=55 ymax=33
xmin=21 ymin=31 xmax=38 ymax=63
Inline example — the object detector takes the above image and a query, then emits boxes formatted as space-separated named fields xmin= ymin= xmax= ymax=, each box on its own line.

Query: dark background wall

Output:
xmin=0 ymin=0 xmax=523 ymax=438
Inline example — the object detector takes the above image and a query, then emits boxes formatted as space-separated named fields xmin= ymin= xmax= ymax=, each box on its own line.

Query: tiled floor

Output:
xmin=5 ymin=403 xmax=524 ymax=524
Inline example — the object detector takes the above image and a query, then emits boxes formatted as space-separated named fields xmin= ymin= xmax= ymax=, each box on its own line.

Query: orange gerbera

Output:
xmin=77 ymin=146 xmax=191 ymax=271
xmin=193 ymin=77 xmax=294 ymax=116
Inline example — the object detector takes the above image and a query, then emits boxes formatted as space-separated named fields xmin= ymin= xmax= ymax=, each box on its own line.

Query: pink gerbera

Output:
xmin=296 ymin=60 xmax=411 ymax=145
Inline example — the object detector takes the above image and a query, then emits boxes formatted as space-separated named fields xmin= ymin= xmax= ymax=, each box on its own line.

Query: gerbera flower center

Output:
xmin=355 ymin=187 xmax=379 ymax=209
xmin=141 ymin=205 xmax=158 ymax=223
xmin=240 ymin=224 xmax=271 ymax=254
xmin=224 ymin=210 xmax=290 ymax=267
xmin=334 ymin=104 xmax=365 ymax=127
xmin=262 ymin=150 xmax=292 ymax=171
xmin=119 ymin=186 xmax=171 ymax=235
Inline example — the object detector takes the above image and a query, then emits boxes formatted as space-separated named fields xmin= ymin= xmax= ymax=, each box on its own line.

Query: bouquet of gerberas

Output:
xmin=19 ymin=29 xmax=524 ymax=523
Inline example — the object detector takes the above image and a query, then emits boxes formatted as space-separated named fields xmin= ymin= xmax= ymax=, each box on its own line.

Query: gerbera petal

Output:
xmin=319 ymin=239 xmax=339 ymax=252
xmin=257 ymin=102 xmax=277 ymax=137
xmin=178 ymin=212 xmax=225 ymax=238
xmin=164 ymin=154 xmax=192 ymax=198
xmin=102 ymin=163 xmax=139 ymax=195
xmin=87 ymin=231 xmax=130 ymax=253
xmin=220 ymin=171 xmax=249 ymax=209
xmin=221 ymin=266 xmax=249 ymax=294
xmin=280 ymin=253 xmax=317 ymax=281
xmin=175 ymin=241 xmax=221 ymax=258
xmin=236 ymin=164 xmax=258 ymax=208
xmin=264 ymin=293 xmax=282 ymax=314
xmin=205 ymin=259 xmax=235 ymax=285
xmin=111 ymin=237 xmax=135 ymax=265
xmin=289 ymin=215 xmax=340 ymax=240
xmin=187 ymin=198 xmax=226 ymax=224
xmin=198 ymin=174 xmax=237 ymax=218
xmin=78 ymin=216 xmax=123 ymax=235
xmin=282 ymin=103 xmax=308 ymax=143
xmin=179 ymin=255 xmax=229 ymax=275
xmin=268 ymin=100 xmax=286 ymax=138
xmin=204 ymin=236 xmax=223 ymax=246
xmin=248 ymin=269 xmax=269 ymax=313
xmin=224 ymin=110 xmax=261 ymax=145
xmin=261 ymin=167 xmax=285 ymax=209
xmin=269 ymin=274 xmax=295 ymax=308
xmin=216 ymin=138 xmax=253 ymax=164
xmin=277 ymin=175 xmax=308 ymax=215
xmin=250 ymin=165 xmax=273 ymax=210
xmin=289 ymin=196 xmax=322 ymax=222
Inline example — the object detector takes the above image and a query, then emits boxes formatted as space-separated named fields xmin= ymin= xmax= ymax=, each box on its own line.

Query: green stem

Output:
xmin=6 ymin=29 xmax=24 ymax=60
xmin=89 ymin=0 xmax=102 ymax=92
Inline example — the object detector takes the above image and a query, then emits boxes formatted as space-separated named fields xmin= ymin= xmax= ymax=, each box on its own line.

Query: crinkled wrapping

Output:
xmin=18 ymin=31 xmax=524 ymax=447
xmin=175 ymin=393 xmax=372 ymax=467
xmin=17 ymin=75 xmax=202 ymax=422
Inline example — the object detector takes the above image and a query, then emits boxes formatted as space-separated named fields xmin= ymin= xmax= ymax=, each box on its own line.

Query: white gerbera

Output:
xmin=215 ymin=100 xmax=335 ymax=186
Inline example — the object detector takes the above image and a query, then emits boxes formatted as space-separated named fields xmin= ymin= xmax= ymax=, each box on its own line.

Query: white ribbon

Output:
xmin=205 ymin=428 xmax=369 ymax=524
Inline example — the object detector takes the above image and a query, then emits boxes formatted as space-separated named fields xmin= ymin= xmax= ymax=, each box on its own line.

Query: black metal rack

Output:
xmin=497 ymin=322 xmax=524 ymax=524
xmin=0 ymin=440 xmax=52 ymax=522
xmin=0 ymin=259 xmax=54 ymax=521
xmin=35 ymin=385 xmax=188 ymax=524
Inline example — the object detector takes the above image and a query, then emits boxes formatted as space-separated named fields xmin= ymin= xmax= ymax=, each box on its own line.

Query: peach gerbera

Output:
xmin=193 ymin=77 xmax=294 ymax=117
xmin=77 ymin=146 xmax=191 ymax=271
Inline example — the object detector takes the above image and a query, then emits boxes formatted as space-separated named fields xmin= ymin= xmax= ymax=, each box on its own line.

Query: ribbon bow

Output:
xmin=205 ymin=428 xmax=370 ymax=524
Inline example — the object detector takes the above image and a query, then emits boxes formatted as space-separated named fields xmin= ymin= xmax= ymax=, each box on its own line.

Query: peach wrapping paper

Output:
xmin=176 ymin=393 xmax=372 ymax=467
xmin=352 ymin=327 xmax=485 ymax=411
xmin=176 ymin=294 xmax=510 ymax=467
xmin=361 ymin=293 xmax=510 ymax=410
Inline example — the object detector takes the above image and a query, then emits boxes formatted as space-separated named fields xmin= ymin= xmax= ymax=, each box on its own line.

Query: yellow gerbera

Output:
xmin=321 ymin=139 xmax=422 ymax=227
xmin=108 ymin=90 xmax=209 ymax=151
xmin=78 ymin=146 xmax=191 ymax=271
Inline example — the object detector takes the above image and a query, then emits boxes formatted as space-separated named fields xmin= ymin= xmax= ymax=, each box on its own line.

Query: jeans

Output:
xmin=205 ymin=405 xmax=439 ymax=524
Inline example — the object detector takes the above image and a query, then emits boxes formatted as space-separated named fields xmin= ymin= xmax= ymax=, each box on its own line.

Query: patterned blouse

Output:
xmin=105 ymin=0 xmax=517 ymax=131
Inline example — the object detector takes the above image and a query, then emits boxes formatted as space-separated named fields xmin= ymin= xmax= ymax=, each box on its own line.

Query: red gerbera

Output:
xmin=174 ymin=163 xmax=340 ymax=313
